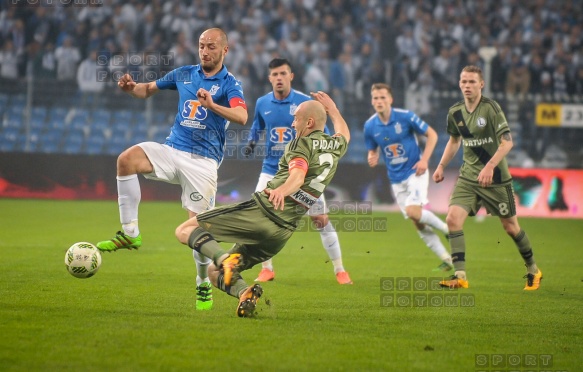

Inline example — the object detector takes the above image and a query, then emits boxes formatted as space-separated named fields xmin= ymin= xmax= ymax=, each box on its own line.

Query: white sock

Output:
xmin=261 ymin=259 xmax=274 ymax=271
xmin=419 ymin=209 xmax=448 ymax=234
xmin=193 ymin=250 xmax=211 ymax=285
xmin=455 ymin=270 xmax=467 ymax=280
xmin=117 ymin=174 xmax=141 ymax=237
xmin=418 ymin=226 xmax=451 ymax=261
xmin=318 ymin=221 xmax=345 ymax=273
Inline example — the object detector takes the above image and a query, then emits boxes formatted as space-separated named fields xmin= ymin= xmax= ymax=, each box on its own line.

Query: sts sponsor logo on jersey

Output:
xmin=383 ymin=143 xmax=408 ymax=164
xmin=270 ymin=127 xmax=294 ymax=150
xmin=181 ymin=100 xmax=207 ymax=129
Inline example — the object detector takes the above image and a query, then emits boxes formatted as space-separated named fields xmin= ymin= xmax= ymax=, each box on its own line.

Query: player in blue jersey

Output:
xmin=243 ymin=58 xmax=352 ymax=284
xmin=364 ymin=83 xmax=452 ymax=271
xmin=95 ymin=28 xmax=248 ymax=310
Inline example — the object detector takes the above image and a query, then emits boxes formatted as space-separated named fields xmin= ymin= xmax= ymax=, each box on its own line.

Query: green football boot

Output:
xmin=96 ymin=231 xmax=142 ymax=252
xmin=196 ymin=282 xmax=213 ymax=310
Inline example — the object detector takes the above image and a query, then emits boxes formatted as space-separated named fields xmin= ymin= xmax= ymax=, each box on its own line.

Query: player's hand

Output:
xmin=433 ymin=166 xmax=444 ymax=183
xmin=367 ymin=151 xmax=379 ymax=167
xmin=413 ymin=159 xmax=428 ymax=176
xmin=477 ymin=165 xmax=494 ymax=187
xmin=310 ymin=91 xmax=337 ymax=113
xmin=243 ymin=141 xmax=256 ymax=157
xmin=266 ymin=188 xmax=286 ymax=211
xmin=117 ymin=73 xmax=137 ymax=92
xmin=196 ymin=88 xmax=214 ymax=108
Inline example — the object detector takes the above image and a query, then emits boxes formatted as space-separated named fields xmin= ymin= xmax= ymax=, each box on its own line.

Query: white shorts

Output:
xmin=391 ymin=171 xmax=429 ymax=218
xmin=138 ymin=142 xmax=218 ymax=214
xmin=255 ymin=172 xmax=329 ymax=216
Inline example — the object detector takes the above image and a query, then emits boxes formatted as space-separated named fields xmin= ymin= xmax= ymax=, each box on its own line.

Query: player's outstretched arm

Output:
xmin=415 ymin=126 xmax=438 ymax=175
xmin=310 ymin=91 xmax=350 ymax=143
xmin=433 ymin=136 xmax=461 ymax=183
xmin=117 ymin=73 xmax=159 ymax=99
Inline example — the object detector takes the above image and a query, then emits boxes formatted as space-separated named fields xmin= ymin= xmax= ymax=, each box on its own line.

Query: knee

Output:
xmin=175 ymin=219 xmax=199 ymax=245
xmin=175 ymin=224 xmax=188 ymax=244
xmin=504 ymin=224 xmax=520 ymax=237
xmin=116 ymin=146 xmax=141 ymax=174
xmin=310 ymin=214 xmax=328 ymax=229
xmin=404 ymin=206 xmax=421 ymax=222
xmin=445 ymin=214 xmax=460 ymax=230
xmin=116 ymin=149 xmax=132 ymax=169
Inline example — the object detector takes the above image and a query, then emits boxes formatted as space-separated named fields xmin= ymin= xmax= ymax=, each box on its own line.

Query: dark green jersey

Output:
xmin=253 ymin=130 xmax=348 ymax=228
xmin=446 ymin=96 xmax=512 ymax=185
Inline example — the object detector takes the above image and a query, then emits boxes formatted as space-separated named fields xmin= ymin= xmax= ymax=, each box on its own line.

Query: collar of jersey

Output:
xmin=270 ymin=89 xmax=295 ymax=103
xmin=195 ymin=64 xmax=228 ymax=80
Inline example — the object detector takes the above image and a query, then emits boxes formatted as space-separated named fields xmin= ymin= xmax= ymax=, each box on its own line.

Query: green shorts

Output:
xmin=450 ymin=178 xmax=516 ymax=218
xmin=197 ymin=199 xmax=294 ymax=271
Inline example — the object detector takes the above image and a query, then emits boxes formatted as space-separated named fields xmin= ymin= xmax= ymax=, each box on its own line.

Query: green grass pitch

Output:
xmin=1 ymin=199 xmax=582 ymax=371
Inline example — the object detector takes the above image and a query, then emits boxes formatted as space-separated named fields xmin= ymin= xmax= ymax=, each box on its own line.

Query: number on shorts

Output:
xmin=498 ymin=202 xmax=509 ymax=215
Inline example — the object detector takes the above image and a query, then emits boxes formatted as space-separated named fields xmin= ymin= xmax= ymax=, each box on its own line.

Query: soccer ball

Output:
xmin=64 ymin=242 xmax=102 ymax=279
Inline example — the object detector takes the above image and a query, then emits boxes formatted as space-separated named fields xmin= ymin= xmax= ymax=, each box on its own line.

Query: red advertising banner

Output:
xmin=509 ymin=168 xmax=582 ymax=218
xmin=0 ymin=154 xmax=582 ymax=219
xmin=423 ymin=168 xmax=583 ymax=219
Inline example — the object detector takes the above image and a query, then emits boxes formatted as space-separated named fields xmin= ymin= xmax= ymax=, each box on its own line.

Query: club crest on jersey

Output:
xmin=289 ymin=103 xmax=298 ymax=115
xmin=270 ymin=127 xmax=294 ymax=143
xmin=209 ymin=85 xmax=220 ymax=95
xmin=395 ymin=123 xmax=402 ymax=134
xmin=477 ymin=117 xmax=486 ymax=128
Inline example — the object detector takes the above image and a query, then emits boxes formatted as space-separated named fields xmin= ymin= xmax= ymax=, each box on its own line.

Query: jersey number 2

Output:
xmin=309 ymin=153 xmax=334 ymax=192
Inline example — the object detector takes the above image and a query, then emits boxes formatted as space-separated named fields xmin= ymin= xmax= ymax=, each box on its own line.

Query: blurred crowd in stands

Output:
xmin=0 ymin=0 xmax=582 ymax=166
xmin=1 ymin=0 xmax=582 ymax=97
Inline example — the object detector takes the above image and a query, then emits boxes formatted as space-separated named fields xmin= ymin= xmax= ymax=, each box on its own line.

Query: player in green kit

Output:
xmin=174 ymin=91 xmax=350 ymax=317
xmin=433 ymin=65 xmax=542 ymax=290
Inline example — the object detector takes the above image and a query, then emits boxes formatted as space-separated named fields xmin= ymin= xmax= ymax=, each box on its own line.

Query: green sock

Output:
xmin=512 ymin=230 xmax=538 ymax=273
xmin=187 ymin=227 xmax=226 ymax=265
xmin=449 ymin=230 xmax=466 ymax=272
xmin=216 ymin=270 xmax=248 ymax=298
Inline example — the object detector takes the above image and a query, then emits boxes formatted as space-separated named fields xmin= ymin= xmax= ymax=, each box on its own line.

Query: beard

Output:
xmin=201 ymin=58 xmax=221 ymax=73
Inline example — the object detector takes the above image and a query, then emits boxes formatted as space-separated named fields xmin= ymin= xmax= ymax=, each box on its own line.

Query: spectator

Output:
xmin=552 ymin=63 xmax=569 ymax=100
xmin=77 ymin=50 xmax=105 ymax=110
xmin=570 ymin=66 xmax=583 ymax=95
xmin=0 ymin=40 xmax=19 ymax=80
xmin=490 ymin=45 xmax=511 ymax=93
xmin=303 ymin=60 xmax=329 ymax=93
xmin=55 ymin=36 xmax=81 ymax=81
xmin=506 ymin=61 xmax=531 ymax=98
xmin=528 ymin=53 xmax=545 ymax=94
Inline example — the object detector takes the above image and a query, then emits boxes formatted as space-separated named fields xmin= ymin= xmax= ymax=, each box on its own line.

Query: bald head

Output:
xmin=200 ymin=28 xmax=228 ymax=47
xmin=292 ymin=100 xmax=327 ymax=138
xmin=302 ymin=100 xmax=327 ymax=130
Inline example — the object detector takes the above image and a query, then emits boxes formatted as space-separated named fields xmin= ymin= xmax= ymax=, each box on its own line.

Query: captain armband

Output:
xmin=288 ymin=157 xmax=308 ymax=174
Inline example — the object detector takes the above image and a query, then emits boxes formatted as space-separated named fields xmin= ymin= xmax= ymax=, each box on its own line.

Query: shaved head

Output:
xmin=301 ymin=101 xmax=327 ymax=130
xmin=199 ymin=28 xmax=228 ymax=46
xmin=292 ymin=100 xmax=327 ymax=138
